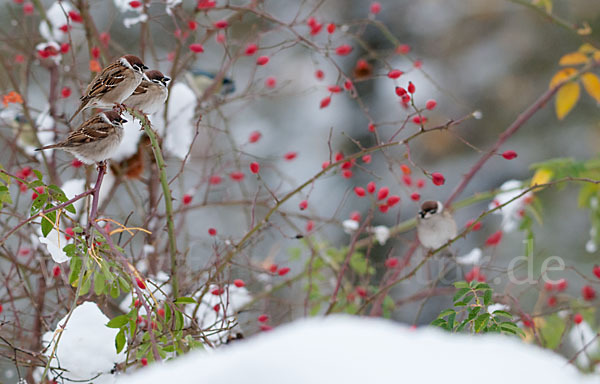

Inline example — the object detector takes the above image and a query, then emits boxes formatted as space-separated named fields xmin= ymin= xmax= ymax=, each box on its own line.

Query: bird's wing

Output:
xmin=63 ymin=116 xmax=113 ymax=147
xmin=129 ymin=80 xmax=151 ymax=97
xmin=84 ymin=61 xmax=129 ymax=99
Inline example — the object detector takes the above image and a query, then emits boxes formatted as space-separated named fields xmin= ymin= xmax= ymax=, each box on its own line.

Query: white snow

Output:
xmin=489 ymin=179 xmax=532 ymax=233
xmin=111 ymin=112 xmax=143 ymax=162
xmin=117 ymin=316 xmax=592 ymax=383
xmin=456 ymin=247 xmax=482 ymax=265
xmin=153 ymin=82 xmax=196 ymax=160
xmin=568 ymin=321 xmax=600 ymax=368
xmin=38 ymin=228 xmax=69 ymax=263
xmin=342 ymin=219 xmax=359 ymax=233
xmin=41 ymin=302 xmax=124 ymax=383
xmin=371 ymin=225 xmax=390 ymax=245
xmin=39 ymin=2 xmax=74 ymax=43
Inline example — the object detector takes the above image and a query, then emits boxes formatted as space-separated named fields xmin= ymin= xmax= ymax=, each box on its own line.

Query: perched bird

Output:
xmin=36 ymin=111 xmax=127 ymax=164
xmin=186 ymin=69 xmax=235 ymax=97
xmin=416 ymin=200 xmax=457 ymax=250
xmin=123 ymin=70 xmax=170 ymax=115
xmin=68 ymin=55 xmax=148 ymax=123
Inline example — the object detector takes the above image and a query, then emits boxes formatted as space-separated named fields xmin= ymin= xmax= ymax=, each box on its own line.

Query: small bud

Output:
xmin=377 ymin=187 xmax=389 ymax=201
xmin=431 ymin=172 xmax=445 ymax=186
xmin=250 ymin=162 xmax=260 ymax=174
xmin=367 ymin=181 xmax=376 ymax=194
xmin=396 ymin=44 xmax=411 ymax=54
xmin=410 ymin=192 xmax=420 ymax=201
xmin=384 ymin=258 xmax=398 ymax=268
xmin=387 ymin=195 xmax=400 ymax=206
xmin=501 ymin=150 xmax=518 ymax=160
xmin=189 ymin=43 xmax=204 ymax=53
xmin=214 ymin=20 xmax=229 ymax=29
xmin=335 ymin=44 xmax=353 ymax=56
xmin=387 ymin=69 xmax=403 ymax=79
xmin=574 ymin=313 xmax=583 ymax=324
xmin=425 ymin=99 xmax=437 ymax=110
xmin=362 ymin=154 xmax=372 ymax=163
xmin=299 ymin=200 xmax=308 ymax=210
xmin=245 ymin=43 xmax=258 ymax=55
xmin=485 ymin=230 xmax=503 ymax=246
xmin=234 ymin=279 xmax=245 ymax=287
xmin=182 ymin=194 xmax=192 ymax=205
xmin=354 ymin=187 xmax=366 ymax=197
xmin=208 ymin=228 xmax=217 ymax=236
xmin=248 ymin=131 xmax=262 ymax=143
xmin=320 ymin=96 xmax=331 ymax=109
xmin=258 ymin=314 xmax=269 ymax=323
xmin=278 ymin=267 xmax=291 ymax=276
xmin=256 ymin=56 xmax=269 ymax=65
xmin=327 ymin=23 xmax=336 ymax=34
xmin=370 ymin=2 xmax=381 ymax=14
xmin=407 ymin=82 xmax=416 ymax=94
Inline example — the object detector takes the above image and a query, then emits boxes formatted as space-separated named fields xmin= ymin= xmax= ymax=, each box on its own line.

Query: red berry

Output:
xmin=396 ymin=44 xmax=411 ymax=54
xmin=258 ymin=314 xmax=269 ymax=323
xmin=465 ymin=219 xmax=482 ymax=231
xmin=214 ymin=20 xmax=228 ymax=29
xmin=350 ymin=211 xmax=361 ymax=221
xmin=213 ymin=304 xmax=220 ymax=312
xmin=189 ymin=43 xmax=204 ymax=53
xmin=269 ymin=264 xmax=278 ymax=273
xmin=68 ymin=10 xmax=83 ymax=22
xmin=367 ymin=181 xmax=376 ymax=194
xmin=335 ymin=45 xmax=353 ymax=56
xmin=594 ymin=265 xmax=600 ymax=279
xmin=574 ymin=313 xmax=583 ymax=324
xmin=362 ymin=154 xmax=372 ymax=163
xmin=182 ymin=194 xmax=192 ymax=205
xmin=502 ymin=150 xmax=518 ymax=160
xmin=278 ymin=267 xmax=290 ymax=276
xmin=99 ymin=32 xmax=110 ymax=46
xmin=322 ymin=161 xmax=330 ymax=169
xmin=256 ymin=56 xmax=269 ymax=65
xmin=395 ymin=86 xmax=407 ymax=97
xmin=157 ymin=308 xmax=165 ymax=317
xmin=344 ymin=80 xmax=353 ymax=90
xmin=136 ymin=278 xmax=146 ymax=290
xmin=65 ymin=227 xmax=75 ymax=240
xmin=320 ymin=96 xmax=331 ymax=109
xmin=260 ymin=324 xmax=273 ymax=331
xmin=385 ymin=258 xmax=398 ymax=268
xmin=356 ymin=286 xmax=367 ymax=297
xmin=188 ymin=20 xmax=197 ymax=30
xmin=244 ymin=43 xmax=258 ymax=56
xmin=556 ymin=278 xmax=568 ymax=291
xmin=327 ymin=23 xmax=335 ymax=34
xmin=315 ymin=70 xmax=324 ymax=80
xmin=208 ymin=228 xmax=217 ymax=236
xmin=412 ymin=116 xmax=428 ymax=125
xmin=61 ymin=87 xmax=71 ymax=98
xmin=416 ymin=179 xmax=425 ymax=188
xmin=230 ymin=171 xmax=244 ymax=181
xmin=299 ymin=200 xmax=308 ymax=210
xmin=402 ymin=174 xmax=412 ymax=186
xmin=306 ymin=220 xmax=314 ymax=232
xmin=342 ymin=170 xmax=353 ymax=179
xmin=334 ymin=152 xmax=344 ymax=162
xmin=370 ymin=2 xmax=381 ymax=14
xmin=431 ymin=172 xmax=445 ymax=186
xmin=23 ymin=3 xmax=33 ymax=14
xmin=265 ymin=76 xmax=277 ymax=88
xmin=425 ymin=99 xmax=437 ymax=110
xmin=209 ymin=175 xmax=222 ymax=185
xmin=248 ymin=131 xmax=261 ymax=143
xmin=284 ymin=152 xmax=297 ymax=161
xmin=387 ymin=195 xmax=400 ymax=206
xmin=582 ymin=285 xmax=596 ymax=301
xmin=134 ymin=299 xmax=141 ymax=308
xmin=52 ymin=265 xmax=61 ymax=277
xmin=197 ymin=0 xmax=216 ymax=9
xmin=414 ymin=60 xmax=423 ymax=68
xmin=485 ymin=230 xmax=503 ymax=246
xmin=377 ymin=187 xmax=389 ymax=201
xmin=410 ymin=192 xmax=420 ymax=201
xmin=379 ymin=204 xmax=389 ymax=213
xmin=399 ymin=164 xmax=411 ymax=175
xmin=234 ymin=279 xmax=245 ymax=287
xmin=129 ymin=0 xmax=142 ymax=8
xmin=249 ymin=162 xmax=260 ymax=174
xmin=15 ymin=54 xmax=24 ymax=63
xmin=407 ymin=81 xmax=416 ymax=94
xmin=141 ymin=357 xmax=148 ymax=366
xmin=388 ymin=69 xmax=403 ymax=79
xmin=547 ymin=296 xmax=557 ymax=307
xmin=60 ymin=43 xmax=70 ymax=54
xmin=354 ymin=187 xmax=366 ymax=197
xmin=327 ymin=85 xmax=342 ymax=93
xmin=368 ymin=123 xmax=375 ymax=132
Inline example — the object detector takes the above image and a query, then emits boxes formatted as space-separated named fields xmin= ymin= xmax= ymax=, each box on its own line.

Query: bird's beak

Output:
xmin=163 ymin=77 xmax=171 ymax=83
xmin=121 ymin=118 xmax=128 ymax=124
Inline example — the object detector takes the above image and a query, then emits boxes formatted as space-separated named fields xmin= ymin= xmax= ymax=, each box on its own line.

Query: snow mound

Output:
xmin=118 ymin=316 xmax=592 ymax=383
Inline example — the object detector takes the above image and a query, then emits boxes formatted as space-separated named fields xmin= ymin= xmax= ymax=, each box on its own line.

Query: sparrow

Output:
xmin=123 ymin=70 xmax=170 ymax=115
xmin=416 ymin=200 xmax=457 ymax=250
xmin=68 ymin=55 xmax=148 ymax=123
xmin=36 ymin=111 xmax=127 ymax=164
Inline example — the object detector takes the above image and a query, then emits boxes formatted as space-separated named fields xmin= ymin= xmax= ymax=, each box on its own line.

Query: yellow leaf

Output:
xmin=578 ymin=43 xmax=597 ymax=54
xmin=594 ymin=51 xmax=600 ymax=64
xmin=558 ymin=52 xmax=589 ymax=66
xmin=581 ymin=72 xmax=600 ymax=103
xmin=555 ymin=81 xmax=580 ymax=120
xmin=549 ymin=68 xmax=576 ymax=89
xmin=530 ymin=168 xmax=553 ymax=188
xmin=577 ymin=22 xmax=592 ymax=36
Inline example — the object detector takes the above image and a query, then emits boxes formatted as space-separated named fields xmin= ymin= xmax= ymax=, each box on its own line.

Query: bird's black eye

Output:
xmin=142 ymin=65 xmax=149 ymax=70
xmin=119 ymin=118 xmax=128 ymax=124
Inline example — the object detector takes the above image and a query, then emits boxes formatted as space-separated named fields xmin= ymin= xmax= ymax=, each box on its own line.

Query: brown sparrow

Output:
xmin=417 ymin=200 xmax=457 ymax=250
xmin=36 ymin=111 xmax=127 ymax=164
xmin=123 ymin=70 xmax=170 ymax=115
xmin=68 ymin=55 xmax=148 ymax=123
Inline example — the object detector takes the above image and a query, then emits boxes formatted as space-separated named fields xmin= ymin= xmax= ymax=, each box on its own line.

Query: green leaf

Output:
xmin=453 ymin=288 xmax=470 ymax=303
xmin=467 ymin=306 xmax=481 ymax=321
xmin=492 ymin=310 xmax=513 ymax=319
xmin=473 ymin=282 xmax=490 ymax=290
xmin=80 ymin=271 xmax=92 ymax=295
xmin=30 ymin=193 xmax=48 ymax=214
xmin=115 ymin=329 xmax=126 ymax=353
xmin=483 ymin=289 xmax=492 ymax=306
xmin=175 ymin=310 xmax=184 ymax=331
xmin=431 ymin=318 xmax=447 ymax=327
xmin=437 ymin=309 xmax=456 ymax=319
xmin=41 ymin=211 xmax=56 ymax=237
xmin=118 ymin=276 xmax=130 ymax=292
xmin=33 ymin=169 xmax=43 ymax=181
xmin=110 ymin=281 xmax=120 ymax=299
xmin=94 ymin=273 xmax=106 ymax=296
xmin=174 ymin=297 xmax=197 ymax=304
xmin=288 ymin=247 xmax=302 ymax=261
xmin=349 ymin=252 xmax=368 ymax=275
xmin=474 ymin=313 xmax=490 ymax=333
xmin=69 ymin=255 xmax=82 ymax=285
xmin=500 ymin=322 xmax=523 ymax=336
xmin=454 ymin=281 xmax=469 ymax=289
xmin=447 ymin=312 xmax=456 ymax=330
xmin=107 ymin=314 xmax=130 ymax=328
xmin=0 ymin=185 xmax=12 ymax=208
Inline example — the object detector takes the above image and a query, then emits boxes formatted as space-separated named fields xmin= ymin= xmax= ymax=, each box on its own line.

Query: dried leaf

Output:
xmin=581 ymin=72 xmax=600 ymax=103
xmin=549 ymin=68 xmax=576 ymax=89
xmin=555 ymin=81 xmax=580 ymax=120
xmin=577 ymin=22 xmax=592 ymax=36
xmin=530 ymin=168 xmax=553 ymax=187
xmin=558 ymin=52 xmax=589 ymax=66
xmin=578 ymin=43 xmax=597 ymax=54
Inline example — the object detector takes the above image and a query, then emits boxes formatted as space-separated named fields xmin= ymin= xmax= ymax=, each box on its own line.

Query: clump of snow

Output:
xmin=118 ymin=316 xmax=592 ymax=383
xmin=153 ymin=82 xmax=196 ymax=160
xmin=568 ymin=321 xmax=600 ymax=368
xmin=38 ymin=228 xmax=69 ymax=263
xmin=111 ymin=112 xmax=143 ymax=162
xmin=456 ymin=247 xmax=482 ymax=265
xmin=489 ymin=180 xmax=532 ymax=233
xmin=39 ymin=2 xmax=74 ymax=43
xmin=370 ymin=225 xmax=390 ymax=245
xmin=342 ymin=219 xmax=359 ymax=234
xmin=41 ymin=302 xmax=124 ymax=383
